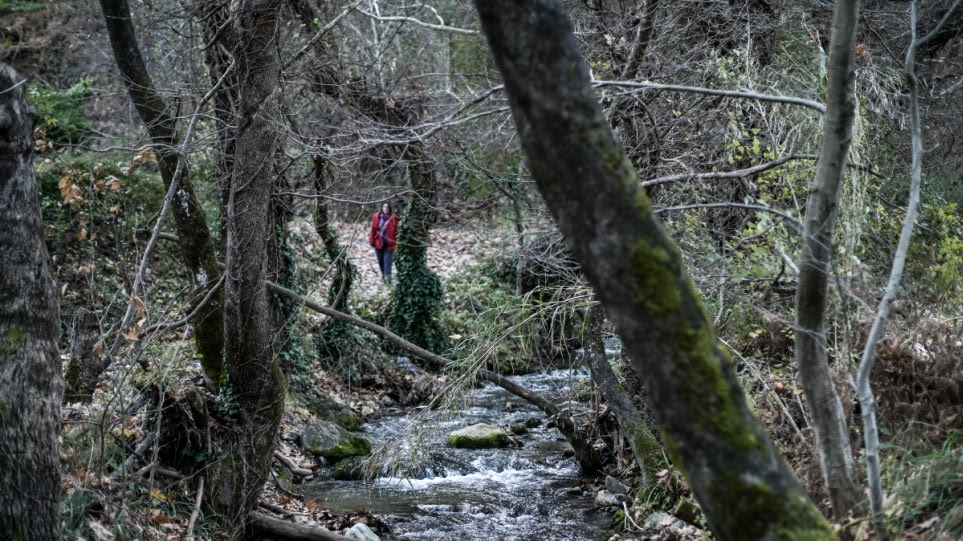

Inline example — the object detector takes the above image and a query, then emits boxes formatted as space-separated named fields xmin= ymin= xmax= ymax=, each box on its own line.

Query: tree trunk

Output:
xmin=199 ymin=0 xmax=239 ymax=253
xmin=312 ymin=154 xmax=355 ymax=312
xmin=388 ymin=142 xmax=448 ymax=356
xmin=473 ymin=3 xmax=834 ymax=539
xmin=0 ymin=62 xmax=64 ymax=541
xmin=99 ymin=0 xmax=225 ymax=389
xmin=312 ymin=154 xmax=358 ymax=371
xmin=206 ymin=1 xmax=286 ymax=534
xmin=583 ymin=303 xmax=662 ymax=488
xmin=63 ymin=307 xmax=105 ymax=402
xmin=794 ymin=0 xmax=863 ymax=520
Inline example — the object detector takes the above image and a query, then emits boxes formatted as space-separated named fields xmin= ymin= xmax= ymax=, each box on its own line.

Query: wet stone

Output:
xmin=446 ymin=423 xmax=509 ymax=449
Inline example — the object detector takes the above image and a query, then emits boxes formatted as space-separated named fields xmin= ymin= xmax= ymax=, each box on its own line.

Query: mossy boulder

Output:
xmin=510 ymin=424 xmax=529 ymax=435
xmin=447 ymin=423 xmax=509 ymax=449
xmin=300 ymin=421 xmax=371 ymax=461
xmin=328 ymin=410 xmax=363 ymax=432
xmin=672 ymin=497 xmax=702 ymax=525
xmin=331 ymin=457 xmax=367 ymax=481
xmin=307 ymin=396 xmax=363 ymax=431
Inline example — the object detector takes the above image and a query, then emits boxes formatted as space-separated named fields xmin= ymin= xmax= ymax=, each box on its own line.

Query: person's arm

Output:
xmin=387 ymin=215 xmax=399 ymax=250
xmin=368 ymin=213 xmax=377 ymax=246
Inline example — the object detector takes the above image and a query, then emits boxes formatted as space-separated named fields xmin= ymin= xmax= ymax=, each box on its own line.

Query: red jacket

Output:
xmin=369 ymin=211 xmax=399 ymax=251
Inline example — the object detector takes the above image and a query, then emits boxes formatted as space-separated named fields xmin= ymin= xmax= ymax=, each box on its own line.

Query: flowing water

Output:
xmin=302 ymin=367 xmax=615 ymax=540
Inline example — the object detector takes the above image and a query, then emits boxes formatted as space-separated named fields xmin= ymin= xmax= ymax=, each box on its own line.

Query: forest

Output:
xmin=1 ymin=0 xmax=962 ymax=539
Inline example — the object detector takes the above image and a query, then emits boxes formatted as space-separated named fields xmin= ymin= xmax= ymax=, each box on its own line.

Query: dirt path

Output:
xmin=292 ymin=218 xmax=507 ymax=300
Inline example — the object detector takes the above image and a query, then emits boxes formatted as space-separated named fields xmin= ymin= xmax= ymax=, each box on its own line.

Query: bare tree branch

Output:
xmin=654 ymin=202 xmax=803 ymax=231
xmin=284 ymin=0 xmax=363 ymax=70
xmin=356 ymin=8 xmax=479 ymax=35
xmin=592 ymin=79 xmax=827 ymax=114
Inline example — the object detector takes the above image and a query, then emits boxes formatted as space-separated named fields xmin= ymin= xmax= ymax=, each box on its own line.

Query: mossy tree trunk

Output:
xmin=99 ymin=0 xmax=225 ymax=389
xmin=583 ymin=303 xmax=662 ymax=488
xmin=205 ymin=0 xmax=286 ymax=534
xmin=388 ymin=142 xmax=448 ymax=358
xmin=0 ymin=62 xmax=64 ymax=541
xmin=474 ymin=2 xmax=834 ymax=539
xmin=794 ymin=0 xmax=863 ymax=520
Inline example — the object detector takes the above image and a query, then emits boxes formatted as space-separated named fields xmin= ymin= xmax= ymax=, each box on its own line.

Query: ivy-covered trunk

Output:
xmin=388 ymin=142 xmax=448 ymax=359
xmin=312 ymin=154 xmax=358 ymax=368
xmin=98 ymin=0 xmax=225 ymax=389
xmin=474 ymin=2 xmax=834 ymax=538
xmin=0 ymin=62 xmax=64 ymax=540
xmin=205 ymin=0 xmax=285 ymax=534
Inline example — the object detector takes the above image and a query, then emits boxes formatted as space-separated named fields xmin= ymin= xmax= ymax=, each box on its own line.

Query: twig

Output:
xmin=622 ymin=501 xmax=644 ymax=532
xmin=264 ymin=280 xmax=451 ymax=370
xmin=141 ymin=274 xmax=226 ymax=335
xmin=187 ymin=476 xmax=204 ymax=540
xmin=856 ymin=2 xmax=942 ymax=537
xmin=0 ymin=78 xmax=27 ymax=95
xmin=641 ymin=154 xmax=801 ymax=188
xmin=642 ymin=154 xmax=885 ymax=188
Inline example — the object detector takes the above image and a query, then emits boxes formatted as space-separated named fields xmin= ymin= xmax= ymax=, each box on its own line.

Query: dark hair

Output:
xmin=382 ymin=202 xmax=393 ymax=214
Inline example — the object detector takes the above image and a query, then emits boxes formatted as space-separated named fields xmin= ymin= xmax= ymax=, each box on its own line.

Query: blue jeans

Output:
xmin=376 ymin=248 xmax=393 ymax=283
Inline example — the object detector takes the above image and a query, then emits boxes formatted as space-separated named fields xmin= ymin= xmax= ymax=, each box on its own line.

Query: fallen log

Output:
xmin=250 ymin=511 xmax=356 ymax=541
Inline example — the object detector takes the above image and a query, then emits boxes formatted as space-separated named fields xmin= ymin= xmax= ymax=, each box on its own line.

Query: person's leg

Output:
xmin=375 ymin=248 xmax=386 ymax=276
xmin=383 ymin=250 xmax=393 ymax=284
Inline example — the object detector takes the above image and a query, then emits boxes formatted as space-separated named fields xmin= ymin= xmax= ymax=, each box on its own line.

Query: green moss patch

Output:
xmin=317 ymin=436 xmax=372 ymax=462
xmin=447 ymin=423 xmax=510 ymax=449
xmin=300 ymin=420 xmax=372 ymax=461
xmin=331 ymin=457 xmax=367 ymax=481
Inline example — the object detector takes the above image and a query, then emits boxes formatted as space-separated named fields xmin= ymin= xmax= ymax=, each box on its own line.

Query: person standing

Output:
xmin=369 ymin=202 xmax=400 ymax=285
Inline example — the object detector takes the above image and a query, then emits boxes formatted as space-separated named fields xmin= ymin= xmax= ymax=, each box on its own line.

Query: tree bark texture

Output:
xmin=0 ymin=62 xmax=64 ymax=541
xmin=206 ymin=0 xmax=286 ymax=534
xmin=99 ymin=0 xmax=225 ymax=388
xmin=388 ymin=142 xmax=447 ymax=356
xmin=473 ymin=3 xmax=834 ymax=539
xmin=583 ymin=303 xmax=662 ymax=488
xmin=794 ymin=0 xmax=862 ymax=520
xmin=312 ymin=154 xmax=355 ymax=312
xmin=63 ymin=307 xmax=106 ymax=402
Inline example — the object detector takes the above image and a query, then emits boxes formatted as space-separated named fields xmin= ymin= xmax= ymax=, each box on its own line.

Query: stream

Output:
xmin=302 ymin=366 xmax=616 ymax=540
